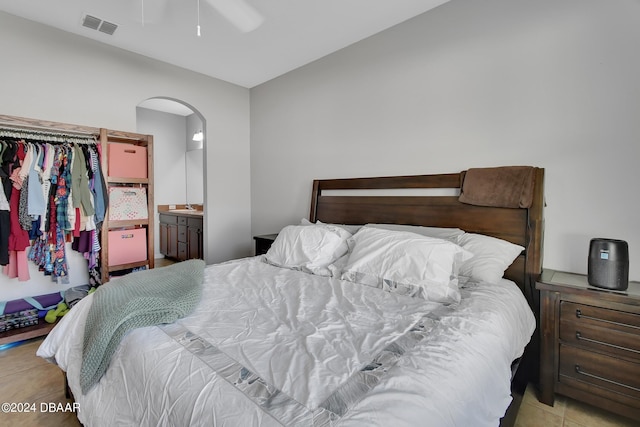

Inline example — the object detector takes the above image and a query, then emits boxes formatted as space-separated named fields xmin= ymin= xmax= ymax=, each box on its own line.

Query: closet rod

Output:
xmin=0 ymin=124 xmax=97 ymax=144
xmin=0 ymin=114 xmax=100 ymax=135
xmin=0 ymin=122 xmax=96 ymax=137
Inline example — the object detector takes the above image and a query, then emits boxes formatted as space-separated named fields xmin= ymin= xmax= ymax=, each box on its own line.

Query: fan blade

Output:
xmin=205 ymin=0 xmax=264 ymax=33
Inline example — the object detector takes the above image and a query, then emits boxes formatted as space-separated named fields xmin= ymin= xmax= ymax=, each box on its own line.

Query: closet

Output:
xmin=0 ymin=114 xmax=154 ymax=344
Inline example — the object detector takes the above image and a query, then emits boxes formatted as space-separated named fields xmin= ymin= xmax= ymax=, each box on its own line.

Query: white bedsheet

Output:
xmin=37 ymin=257 xmax=535 ymax=427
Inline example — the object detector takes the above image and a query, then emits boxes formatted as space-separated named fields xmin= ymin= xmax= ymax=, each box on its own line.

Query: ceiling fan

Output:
xmin=204 ymin=0 xmax=263 ymax=33
xmin=140 ymin=0 xmax=264 ymax=33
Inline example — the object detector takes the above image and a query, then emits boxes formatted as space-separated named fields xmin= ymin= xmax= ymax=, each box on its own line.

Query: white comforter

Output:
xmin=38 ymin=257 xmax=535 ymax=427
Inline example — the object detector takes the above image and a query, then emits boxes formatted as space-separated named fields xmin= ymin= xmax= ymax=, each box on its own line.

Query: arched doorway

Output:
xmin=136 ymin=97 xmax=207 ymax=262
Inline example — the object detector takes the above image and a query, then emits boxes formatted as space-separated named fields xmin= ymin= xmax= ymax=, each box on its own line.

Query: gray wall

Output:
xmin=0 ymin=11 xmax=251 ymax=300
xmin=250 ymin=0 xmax=640 ymax=279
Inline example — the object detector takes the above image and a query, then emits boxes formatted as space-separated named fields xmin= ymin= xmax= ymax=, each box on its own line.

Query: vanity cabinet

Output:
xmin=159 ymin=212 xmax=203 ymax=261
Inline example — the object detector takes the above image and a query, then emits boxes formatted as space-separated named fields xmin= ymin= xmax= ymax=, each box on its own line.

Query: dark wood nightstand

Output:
xmin=537 ymin=269 xmax=640 ymax=421
xmin=253 ymin=234 xmax=278 ymax=256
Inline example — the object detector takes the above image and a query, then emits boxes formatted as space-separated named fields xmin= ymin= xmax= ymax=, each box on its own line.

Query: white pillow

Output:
xmin=340 ymin=227 xmax=472 ymax=304
xmin=364 ymin=223 xmax=465 ymax=243
xmin=458 ymin=233 xmax=524 ymax=284
xmin=265 ymin=224 xmax=351 ymax=276
xmin=301 ymin=218 xmax=362 ymax=235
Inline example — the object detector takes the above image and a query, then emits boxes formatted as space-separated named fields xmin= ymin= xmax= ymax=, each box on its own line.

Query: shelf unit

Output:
xmin=0 ymin=321 xmax=57 ymax=346
xmin=99 ymin=128 xmax=155 ymax=284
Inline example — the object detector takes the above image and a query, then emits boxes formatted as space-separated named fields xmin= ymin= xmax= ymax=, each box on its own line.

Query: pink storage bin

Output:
xmin=108 ymin=228 xmax=147 ymax=266
xmin=108 ymin=143 xmax=148 ymax=179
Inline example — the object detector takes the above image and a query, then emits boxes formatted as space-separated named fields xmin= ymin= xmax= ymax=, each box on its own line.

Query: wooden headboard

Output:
xmin=309 ymin=169 xmax=545 ymax=303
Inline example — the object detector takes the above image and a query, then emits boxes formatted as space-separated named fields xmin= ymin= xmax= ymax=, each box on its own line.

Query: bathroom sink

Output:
xmin=169 ymin=209 xmax=203 ymax=215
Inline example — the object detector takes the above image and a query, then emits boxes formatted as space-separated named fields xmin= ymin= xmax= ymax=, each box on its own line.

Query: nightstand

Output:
xmin=537 ymin=269 xmax=640 ymax=421
xmin=253 ymin=234 xmax=278 ymax=256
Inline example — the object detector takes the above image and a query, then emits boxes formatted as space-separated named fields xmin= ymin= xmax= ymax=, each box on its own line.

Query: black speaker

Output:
xmin=588 ymin=238 xmax=629 ymax=291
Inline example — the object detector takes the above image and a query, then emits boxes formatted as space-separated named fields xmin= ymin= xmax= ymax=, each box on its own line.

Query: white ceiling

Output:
xmin=0 ymin=0 xmax=449 ymax=89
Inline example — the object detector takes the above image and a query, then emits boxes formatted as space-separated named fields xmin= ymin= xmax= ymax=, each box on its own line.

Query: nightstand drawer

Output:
xmin=560 ymin=302 xmax=640 ymax=362
xmin=559 ymin=344 xmax=640 ymax=404
xmin=561 ymin=301 xmax=640 ymax=332
xmin=561 ymin=320 xmax=640 ymax=362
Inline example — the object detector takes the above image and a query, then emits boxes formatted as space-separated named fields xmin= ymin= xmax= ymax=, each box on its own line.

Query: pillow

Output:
xmin=265 ymin=224 xmax=352 ymax=276
xmin=301 ymin=218 xmax=362 ymax=235
xmin=340 ymin=227 xmax=472 ymax=304
xmin=364 ymin=223 xmax=465 ymax=243
xmin=457 ymin=233 xmax=524 ymax=284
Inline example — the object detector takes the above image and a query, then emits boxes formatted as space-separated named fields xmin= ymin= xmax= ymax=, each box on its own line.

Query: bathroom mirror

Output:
xmin=186 ymin=114 xmax=204 ymax=207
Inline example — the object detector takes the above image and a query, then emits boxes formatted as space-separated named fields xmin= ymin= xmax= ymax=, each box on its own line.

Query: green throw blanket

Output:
xmin=80 ymin=259 xmax=205 ymax=394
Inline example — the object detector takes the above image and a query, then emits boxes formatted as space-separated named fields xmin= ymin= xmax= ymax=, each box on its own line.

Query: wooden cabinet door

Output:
xmin=188 ymin=226 xmax=203 ymax=260
xmin=159 ymin=223 xmax=169 ymax=256
xmin=167 ymin=224 xmax=178 ymax=258
xmin=177 ymin=242 xmax=188 ymax=261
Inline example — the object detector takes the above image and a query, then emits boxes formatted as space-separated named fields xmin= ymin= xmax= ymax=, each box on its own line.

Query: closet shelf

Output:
xmin=107 ymin=219 xmax=150 ymax=228
xmin=105 ymin=131 xmax=150 ymax=142
xmin=106 ymin=260 xmax=150 ymax=273
xmin=107 ymin=177 xmax=149 ymax=185
xmin=0 ymin=321 xmax=56 ymax=346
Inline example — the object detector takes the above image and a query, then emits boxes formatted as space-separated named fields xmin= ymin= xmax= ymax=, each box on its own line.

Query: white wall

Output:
xmin=0 ymin=12 xmax=252 ymax=301
xmin=250 ymin=0 xmax=640 ymax=280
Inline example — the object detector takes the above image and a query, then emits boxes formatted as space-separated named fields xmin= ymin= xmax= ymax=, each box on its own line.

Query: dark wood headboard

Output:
xmin=309 ymin=169 xmax=545 ymax=302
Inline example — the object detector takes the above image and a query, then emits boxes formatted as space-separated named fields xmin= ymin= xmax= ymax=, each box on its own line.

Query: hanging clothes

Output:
xmin=4 ymin=143 xmax=30 ymax=281
xmin=56 ymin=145 xmax=73 ymax=232
xmin=72 ymin=145 xmax=104 ymax=284
xmin=30 ymin=144 xmax=72 ymax=283
xmin=0 ymin=129 xmax=107 ymax=284
xmin=0 ymin=140 xmax=18 ymax=266
xmin=28 ymin=143 xmax=46 ymax=219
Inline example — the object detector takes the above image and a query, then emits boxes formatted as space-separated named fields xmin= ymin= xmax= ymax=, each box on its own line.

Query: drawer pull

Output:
xmin=575 ymin=365 xmax=640 ymax=393
xmin=575 ymin=332 xmax=640 ymax=354
xmin=575 ymin=309 xmax=640 ymax=330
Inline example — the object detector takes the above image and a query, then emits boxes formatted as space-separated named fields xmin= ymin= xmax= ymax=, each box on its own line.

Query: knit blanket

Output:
xmin=80 ymin=259 xmax=205 ymax=394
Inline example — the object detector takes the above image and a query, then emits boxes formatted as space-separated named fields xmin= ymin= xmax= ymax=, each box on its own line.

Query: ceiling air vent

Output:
xmin=82 ymin=14 xmax=118 ymax=35
xmin=82 ymin=14 xmax=101 ymax=30
xmin=98 ymin=21 xmax=118 ymax=35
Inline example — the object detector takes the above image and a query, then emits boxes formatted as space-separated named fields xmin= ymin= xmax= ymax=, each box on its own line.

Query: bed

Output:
xmin=37 ymin=167 xmax=545 ymax=427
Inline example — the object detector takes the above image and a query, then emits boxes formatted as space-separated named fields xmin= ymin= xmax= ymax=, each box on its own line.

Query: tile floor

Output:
xmin=514 ymin=383 xmax=637 ymax=427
